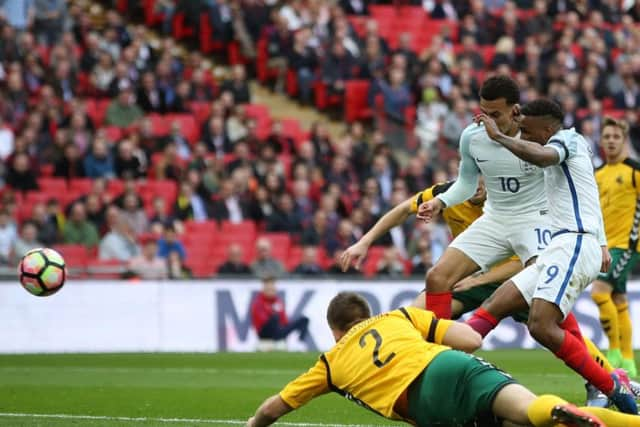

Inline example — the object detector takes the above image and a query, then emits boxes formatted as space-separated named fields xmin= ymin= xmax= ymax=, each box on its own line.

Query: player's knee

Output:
xmin=527 ymin=316 xmax=554 ymax=346
xmin=612 ymin=293 xmax=627 ymax=305
xmin=426 ymin=265 xmax=450 ymax=292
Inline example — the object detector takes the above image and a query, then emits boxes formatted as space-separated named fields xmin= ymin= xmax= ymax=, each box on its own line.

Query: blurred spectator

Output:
xmin=0 ymin=0 xmax=35 ymax=31
xmin=301 ymin=210 xmax=329 ymax=246
xmin=167 ymin=249 xmax=191 ymax=279
xmin=266 ymin=193 xmax=303 ymax=234
xmin=137 ymin=71 xmax=167 ymax=113
xmin=34 ymin=0 xmax=67 ymax=45
xmin=12 ymin=220 xmax=42 ymax=264
xmin=5 ymin=152 xmax=38 ymax=191
xmin=161 ymin=121 xmax=191 ymax=160
xmin=340 ymin=0 xmax=368 ymax=15
xmin=221 ymin=64 xmax=251 ymax=104
xmin=217 ymin=243 xmax=251 ymax=275
xmin=174 ymin=181 xmax=208 ymax=222
xmin=54 ymin=143 xmax=86 ymax=179
xmin=121 ymin=192 xmax=148 ymax=236
xmin=0 ymin=115 xmax=14 ymax=161
xmin=250 ymin=276 xmax=309 ymax=341
xmin=0 ymin=208 xmax=17 ymax=265
xmin=376 ymin=246 xmax=405 ymax=277
xmin=114 ymin=139 xmax=144 ymax=179
xmin=85 ymin=193 xmax=107 ymax=233
xmin=128 ymin=235 xmax=168 ymax=280
xmin=251 ymin=237 xmax=285 ymax=278
xmin=105 ymin=85 xmax=144 ymax=127
xmin=266 ymin=15 xmax=291 ymax=93
xmin=326 ymin=218 xmax=357 ymax=255
xmin=322 ymin=40 xmax=355 ymax=97
xmin=83 ymin=138 xmax=115 ymax=179
xmin=412 ymin=244 xmax=433 ymax=276
xmin=63 ymin=202 xmax=99 ymax=248
xmin=157 ymin=224 xmax=186 ymax=259
xmin=442 ymin=98 xmax=472 ymax=148
xmin=99 ymin=209 xmax=139 ymax=261
xmin=30 ymin=202 xmax=58 ymax=245
xmin=292 ymin=246 xmax=324 ymax=276
xmin=149 ymin=196 xmax=174 ymax=227
xmin=211 ymin=178 xmax=248 ymax=223
xmin=202 ymin=116 xmax=232 ymax=157
xmin=288 ymin=28 xmax=317 ymax=105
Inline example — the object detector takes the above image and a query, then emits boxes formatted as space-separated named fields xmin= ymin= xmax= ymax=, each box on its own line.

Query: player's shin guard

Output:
xmin=592 ymin=293 xmax=620 ymax=352
xmin=426 ymin=292 xmax=452 ymax=319
xmin=554 ymin=330 xmax=615 ymax=395
xmin=465 ymin=308 xmax=498 ymax=338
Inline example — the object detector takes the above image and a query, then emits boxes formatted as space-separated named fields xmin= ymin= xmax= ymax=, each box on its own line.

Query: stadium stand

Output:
xmin=1 ymin=0 xmax=640 ymax=279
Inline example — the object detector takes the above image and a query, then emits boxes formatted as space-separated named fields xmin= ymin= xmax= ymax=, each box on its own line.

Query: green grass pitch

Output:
xmin=0 ymin=350 xmax=635 ymax=426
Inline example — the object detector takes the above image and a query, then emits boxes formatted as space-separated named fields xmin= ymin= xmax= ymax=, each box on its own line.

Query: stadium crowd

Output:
xmin=0 ymin=0 xmax=639 ymax=279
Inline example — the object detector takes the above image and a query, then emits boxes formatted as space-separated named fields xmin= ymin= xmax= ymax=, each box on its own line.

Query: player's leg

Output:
xmin=614 ymin=292 xmax=637 ymax=377
xmin=422 ymin=215 xmax=512 ymax=318
xmin=450 ymin=283 xmax=500 ymax=319
xmin=591 ymin=279 xmax=621 ymax=367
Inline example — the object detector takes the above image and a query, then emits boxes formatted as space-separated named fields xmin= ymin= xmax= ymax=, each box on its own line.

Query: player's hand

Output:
xmin=473 ymin=113 xmax=501 ymax=140
xmin=452 ymin=275 xmax=481 ymax=293
xmin=417 ymin=198 xmax=443 ymax=223
xmin=340 ymin=241 xmax=369 ymax=271
xmin=246 ymin=417 xmax=255 ymax=427
xmin=600 ymin=246 xmax=611 ymax=273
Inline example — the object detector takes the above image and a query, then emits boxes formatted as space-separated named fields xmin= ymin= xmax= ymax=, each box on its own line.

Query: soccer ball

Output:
xmin=18 ymin=248 xmax=67 ymax=297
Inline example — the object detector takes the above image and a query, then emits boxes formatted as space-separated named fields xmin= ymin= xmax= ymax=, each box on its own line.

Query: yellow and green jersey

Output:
xmin=279 ymin=307 xmax=453 ymax=421
xmin=595 ymin=158 xmax=640 ymax=250
xmin=410 ymin=182 xmax=484 ymax=238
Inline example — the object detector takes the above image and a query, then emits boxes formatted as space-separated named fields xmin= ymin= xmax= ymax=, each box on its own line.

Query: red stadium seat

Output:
xmin=37 ymin=178 xmax=67 ymax=194
xmin=86 ymin=99 xmax=110 ymax=127
xmin=146 ymin=114 xmax=171 ymax=137
xmin=285 ymin=69 xmax=298 ymax=98
xmin=68 ymin=178 xmax=94 ymax=195
xmin=189 ymin=101 xmax=212 ymax=126
xmin=166 ymin=114 xmax=199 ymax=144
xmin=172 ymin=12 xmax=195 ymax=40
xmin=53 ymin=244 xmax=89 ymax=277
xmin=184 ymin=220 xmax=219 ymax=235
xmin=361 ymin=246 xmax=388 ymax=277
xmin=86 ymin=259 xmax=126 ymax=279
xmin=344 ymin=80 xmax=373 ymax=123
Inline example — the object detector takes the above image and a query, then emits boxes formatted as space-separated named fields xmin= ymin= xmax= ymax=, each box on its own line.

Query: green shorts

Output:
xmin=597 ymin=248 xmax=640 ymax=293
xmin=452 ymin=283 xmax=530 ymax=324
xmin=407 ymin=350 xmax=516 ymax=427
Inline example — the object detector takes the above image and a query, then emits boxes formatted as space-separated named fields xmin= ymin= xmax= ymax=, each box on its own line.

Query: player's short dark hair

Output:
xmin=602 ymin=116 xmax=629 ymax=137
xmin=479 ymin=75 xmax=520 ymax=105
xmin=327 ymin=292 xmax=371 ymax=332
xmin=521 ymin=99 xmax=564 ymax=124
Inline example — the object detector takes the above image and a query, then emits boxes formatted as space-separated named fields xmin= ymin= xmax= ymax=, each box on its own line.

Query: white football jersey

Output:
xmin=546 ymin=128 xmax=606 ymax=242
xmin=438 ymin=123 xmax=547 ymax=217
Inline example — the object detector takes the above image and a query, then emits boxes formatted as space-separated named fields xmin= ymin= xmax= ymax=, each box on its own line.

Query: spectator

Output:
xmin=210 ymin=179 xmax=247 ymax=223
xmin=114 ymin=139 xmax=143 ymax=179
xmin=105 ymin=85 xmax=144 ymax=128
xmin=137 ymin=71 xmax=167 ymax=114
xmin=250 ymin=276 xmax=309 ymax=342
xmin=121 ymin=192 xmax=148 ymax=236
xmin=174 ymin=181 xmax=209 ymax=222
xmin=0 ymin=0 xmax=35 ymax=31
xmin=266 ymin=193 xmax=303 ymax=234
xmin=157 ymin=224 xmax=186 ymax=259
xmin=99 ymin=209 xmax=139 ymax=261
xmin=62 ymin=202 xmax=99 ymax=248
xmin=83 ymin=138 xmax=115 ymax=179
xmin=54 ymin=143 xmax=86 ymax=179
xmin=128 ymin=235 xmax=168 ymax=280
xmin=301 ymin=210 xmax=329 ymax=246
xmin=149 ymin=195 xmax=175 ymax=226
xmin=201 ymin=116 xmax=232 ymax=157
xmin=339 ymin=0 xmax=368 ymax=15
xmin=412 ymin=244 xmax=434 ymax=276
xmin=251 ymin=237 xmax=285 ymax=278
xmin=12 ymin=220 xmax=42 ymax=264
xmin=292 ymin=246 xmax=324 ymax=276
xmin=442 ymin=98 xmax=472 ymax=148
xmin=0 ymin=115 xmax=14 ymax=161
xmin=30 ymin=202 xmax=58 ymax=245
xmin=167 ymin=248 xmax=191 ymax=279
xmin=34 ymin=0 xmax=67 ymax=45
xmin=287 ymin=28 xmax=317 ymax=105
xmin=5 ymin=152 xmax=38 ymax=191
xmin=217 ymin=243 xmax=252 ymax=275
xmin=221 ymin=64 xmax=251 ymax=104
xmin=160 ymin=121 xmax=191 ymax=160
xmin=376 ymin=246 xmax=405 ymax=277
xmin=0 ymin=209 xmax=17 ymax=265
xmin=322 ymin=40 xmax=355 ymax=97
xmin=85 ymin=193 xmax=107 ymax=233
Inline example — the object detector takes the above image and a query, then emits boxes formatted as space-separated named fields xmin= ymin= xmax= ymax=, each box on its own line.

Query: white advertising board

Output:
xmin=0 ymin=280 xmax=638 ymax=353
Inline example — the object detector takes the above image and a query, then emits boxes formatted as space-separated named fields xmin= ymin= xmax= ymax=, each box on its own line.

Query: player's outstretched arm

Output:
xmin=341 ymin=197 xmax=413 ymax=271
xmin=441 ymin=322 xmax=483 ymax=353
xmin=474 ymin=114 xmax=559 ymax=167
xmin=247 ymin=394 xmax=293 ymax=427
xmin=453 ymin=259 xmax=523 ymax=293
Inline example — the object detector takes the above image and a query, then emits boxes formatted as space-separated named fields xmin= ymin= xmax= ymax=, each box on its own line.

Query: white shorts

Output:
xmin=512 ymin=233 xmax=602 ymax=317
xmin=449 ymin=211 xmax=551 ymax=271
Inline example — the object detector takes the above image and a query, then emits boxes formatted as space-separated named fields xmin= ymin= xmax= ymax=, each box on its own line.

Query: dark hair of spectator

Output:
xmin=326 ymin=292 xmax=371 ymax=331
xmin=479 ymin=76 xmax=520 ymax=105
xmin=521 ymin=99 xmax=564 ymax=124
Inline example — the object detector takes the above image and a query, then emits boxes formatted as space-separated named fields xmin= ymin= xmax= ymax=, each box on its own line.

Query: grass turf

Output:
xmin=0 ymin=350 xmax=634 ymax=426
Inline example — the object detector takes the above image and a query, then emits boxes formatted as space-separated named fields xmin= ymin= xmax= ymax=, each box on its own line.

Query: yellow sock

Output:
xmin=580 ymin=406 xmax=640 ymax=426
xmin=527 ymin=394 xmax=567 ymax=427
xmin=616 ymin=301 xmax=634 ymax=360
xmin=592 ymin=292 xmax=620 ymax=350
xmin=583 ymin=336 xmax=614 ymax=373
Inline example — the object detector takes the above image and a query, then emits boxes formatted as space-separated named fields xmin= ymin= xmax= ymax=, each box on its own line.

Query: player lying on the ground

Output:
xmin=467 ymin=99 xmax=637 ymax=414
xmin=339 ymin=179 xmax=627 ymax=406
xmin=592 ymin=117 xmax=640 ymax=377
xmin=246 ymin=292 xmax=639 ymax=427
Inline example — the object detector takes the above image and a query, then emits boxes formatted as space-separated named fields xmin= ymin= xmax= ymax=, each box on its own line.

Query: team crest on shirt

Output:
xmin=617 ymin=175 xmax=624 ymax=185
xmin=520 ymin=160 xmax=538 ymax=174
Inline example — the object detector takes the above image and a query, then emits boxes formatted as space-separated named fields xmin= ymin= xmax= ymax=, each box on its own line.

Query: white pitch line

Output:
xmin=0 ymin=366 xmax=300 ymax=375
xmin=0 ymin=412 xmax=386 ymax=426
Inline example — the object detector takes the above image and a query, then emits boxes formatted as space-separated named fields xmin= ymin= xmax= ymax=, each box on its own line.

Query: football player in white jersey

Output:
xmin=417 ymin=76 xmax=551 ymax=319
xmin=470 ymin=99 xmax=637 ymax=414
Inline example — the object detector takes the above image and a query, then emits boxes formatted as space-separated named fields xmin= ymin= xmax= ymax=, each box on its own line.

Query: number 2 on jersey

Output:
xmin=359 ymin=329 xmax=396 ymax=368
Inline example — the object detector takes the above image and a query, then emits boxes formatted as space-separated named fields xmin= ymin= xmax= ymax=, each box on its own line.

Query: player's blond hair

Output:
xmin=601 ymin=117 xmax=629 ymax=138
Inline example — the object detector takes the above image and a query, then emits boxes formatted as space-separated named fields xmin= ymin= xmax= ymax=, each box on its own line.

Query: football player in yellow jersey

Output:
xmin=247 ymin=292 xmax=639 ymax=427
xmin=592 ymin=117 xmax=640 ymax=377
